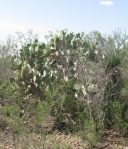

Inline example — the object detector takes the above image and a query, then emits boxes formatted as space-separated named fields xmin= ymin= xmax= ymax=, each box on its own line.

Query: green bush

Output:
xmin=104 ymin=100 xmax=128 ymax=129
xmin=0 ymin=29 xmax=128 ymax=145
xmin=2 ymin=105 xmax=22 ymax=134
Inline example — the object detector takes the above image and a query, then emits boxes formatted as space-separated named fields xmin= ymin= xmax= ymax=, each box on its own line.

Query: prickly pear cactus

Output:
xmin=12 ymin=30 xmax=94 ymax=96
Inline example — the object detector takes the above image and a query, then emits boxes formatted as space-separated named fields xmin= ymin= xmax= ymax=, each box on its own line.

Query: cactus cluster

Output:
xmin=12 ymin=30 xmax=121 ymax=99
xmin=12 ymin=31 xmax=93 ymax=96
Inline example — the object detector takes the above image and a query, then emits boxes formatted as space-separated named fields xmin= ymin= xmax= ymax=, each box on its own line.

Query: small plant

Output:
xmin=3 ymin=105 xmax=22 ymax=133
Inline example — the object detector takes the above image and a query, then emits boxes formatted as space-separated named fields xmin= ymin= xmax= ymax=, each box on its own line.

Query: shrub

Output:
xmin=3 ymin=29 xmax=127 ymax=144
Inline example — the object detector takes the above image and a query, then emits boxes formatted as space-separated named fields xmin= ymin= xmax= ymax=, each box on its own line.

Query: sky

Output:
xmin=0 ymin=0 xmax=128 ymax=40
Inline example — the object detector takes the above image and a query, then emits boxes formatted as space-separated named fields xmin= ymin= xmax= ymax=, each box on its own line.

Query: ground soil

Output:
xmin=0 ymin=129 xmax=128 ymax=149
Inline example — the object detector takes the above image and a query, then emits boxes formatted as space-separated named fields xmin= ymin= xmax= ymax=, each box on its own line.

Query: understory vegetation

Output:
xmin=0 ymin=29 xmax=128 ymax=148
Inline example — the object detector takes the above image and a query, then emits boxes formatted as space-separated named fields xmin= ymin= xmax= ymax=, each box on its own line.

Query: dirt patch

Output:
xmin=0 ymin=130 xmax=128 ymax=149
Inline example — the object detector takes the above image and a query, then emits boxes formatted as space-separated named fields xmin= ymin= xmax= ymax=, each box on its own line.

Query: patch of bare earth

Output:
xmin=0 ymin=130 xmax=128 ymax=149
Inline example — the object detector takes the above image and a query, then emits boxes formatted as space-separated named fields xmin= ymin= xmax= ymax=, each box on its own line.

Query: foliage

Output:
xmin=0 ymin=29 xmax=128 ymax=146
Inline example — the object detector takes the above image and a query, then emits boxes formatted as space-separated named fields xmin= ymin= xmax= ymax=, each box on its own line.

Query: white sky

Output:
xmin=99 ymin=0 xmax=114 ymax=7
xmin=0 ymin=19 xmax=51 ymax=41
